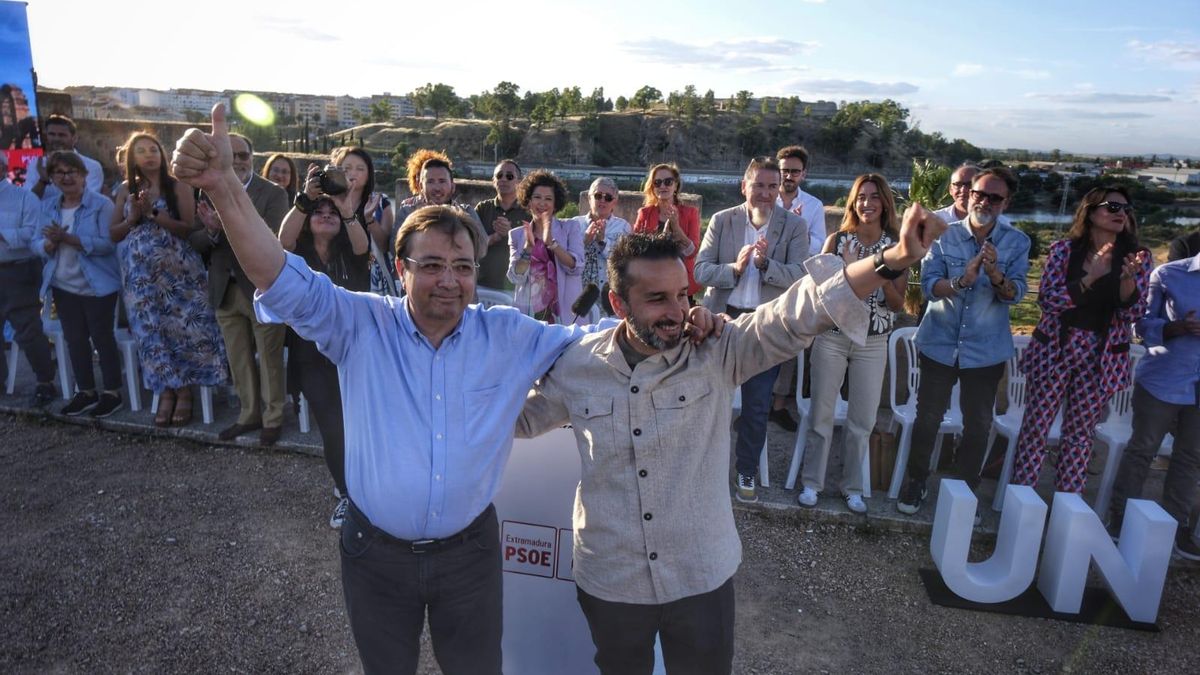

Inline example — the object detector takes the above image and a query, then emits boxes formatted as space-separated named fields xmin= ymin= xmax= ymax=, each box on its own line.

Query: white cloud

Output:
xmin=1026 ymin=92 xmax=1172 ymax=104
xmin=784 ymin=78 xmax=919 ymax=96
xmin=1128 ymin=39 xmax=1200 ymax=62
xmin=618 ymin=38 xmax=819 ymax=70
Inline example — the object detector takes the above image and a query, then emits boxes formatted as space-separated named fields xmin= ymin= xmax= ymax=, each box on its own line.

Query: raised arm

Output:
xmin=171 ymin=104 xmax=285 ymax=290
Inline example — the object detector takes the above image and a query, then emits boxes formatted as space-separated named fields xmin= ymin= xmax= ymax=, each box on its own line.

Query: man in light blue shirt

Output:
xmin=897 ymin=167 xmax=1031 ymax=515
xmin=170 ymin=104 xmax=717 ymax=675
xmin=1109 ymin=252 xmax=1200 ymax=560
xmin=0 ymin=152 xmax=57 ymax=406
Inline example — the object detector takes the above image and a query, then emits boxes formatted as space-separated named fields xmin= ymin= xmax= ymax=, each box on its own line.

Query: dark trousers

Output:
xmin=0 ymin=259 xmax=54 ymax=385
xmin=1110 ymin=384 xmax=1200 ymax=529
xmin=340 ymin=502 xmax=502 ymax=675
xmin=907 ymin=353 xmax=1005 ymax=489
xmin=51 ymin=287 xmax=121 ymax=392
xmin=727 ymin=305 xmax=781 ymax=476
xmin=293 ymin=353 xmax=346 ymax=495
xmin=576 ymin=577 xmax=736 ymax=675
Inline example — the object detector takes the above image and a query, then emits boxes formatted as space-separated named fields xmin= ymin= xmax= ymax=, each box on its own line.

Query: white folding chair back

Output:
xmin=475 ymin=287 xmax=515 ymax=309
xmin=989 ymin=335 xmax=1039 ymax=510
xmin=41 ymin=301 xmax=73 ymax=399
xmin=784 ymin=354 xmax=860 ymax=494
xmin=1093 ymin=344 xmax=1149 ymax=517
xmin=885 ymin=327 xmax=965 ymax=499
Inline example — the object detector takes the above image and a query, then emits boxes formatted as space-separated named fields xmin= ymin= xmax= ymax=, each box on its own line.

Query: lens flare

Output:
xmin=233 ymin=93 xmax=275 ymax=127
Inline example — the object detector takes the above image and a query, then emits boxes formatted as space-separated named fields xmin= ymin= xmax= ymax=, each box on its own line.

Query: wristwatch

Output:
xmin=951 ymin=276 xmax=969 ymax=292
xmin=873 ymin=245 xmax=905 ymax=280
xmin=294 ymin=193 xmax=314 ymax=214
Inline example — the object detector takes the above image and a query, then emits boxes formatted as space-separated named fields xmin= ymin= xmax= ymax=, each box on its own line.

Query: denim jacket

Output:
xmin=32 ymin=190 xmax=120 ymax=297
xmin=916 ymin=217 xmax=1031 ymax=368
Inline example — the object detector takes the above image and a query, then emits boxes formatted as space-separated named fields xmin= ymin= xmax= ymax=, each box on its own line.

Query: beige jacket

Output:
xmin=516 ymin=254 xmax=867 ymax=604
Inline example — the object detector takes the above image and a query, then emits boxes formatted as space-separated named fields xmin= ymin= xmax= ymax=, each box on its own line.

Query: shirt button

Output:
xmin=435 ymin=474 xmax=442 ymax=481
xmin=436 ymin=433 xmax=443 ymax=439
xmin=678 ymin=395 xmax=685 ymax=402
xmin=631 ymin=385 xmax=639 ymax=394
xmin=649 ymin=552 xmax=658 ymax=561
xmin=435 ymin=394 xmax=442 ymax=400
xmin=643 ymin=513 xmax=652 ymax=521
xmin=639 ymin=469 xmax=647 ymax=477
xmin=431 ymin=511 xmax=438 ymax=517
xmin=633 ymin=428 xmax=642 ymax=436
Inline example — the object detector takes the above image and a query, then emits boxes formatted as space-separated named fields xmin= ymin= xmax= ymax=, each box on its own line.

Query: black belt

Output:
xmin=348 ymin=500 xmax=493 ymax=554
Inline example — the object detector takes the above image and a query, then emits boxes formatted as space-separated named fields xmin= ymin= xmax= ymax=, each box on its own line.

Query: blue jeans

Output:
xmin=735 ymin=363 xmax=781 ymax=477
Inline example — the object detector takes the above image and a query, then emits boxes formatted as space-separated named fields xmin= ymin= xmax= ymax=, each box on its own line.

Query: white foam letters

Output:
xmin=1037 ymin=493 xmax=1175 ymax=623
xmin=931 ymin=481 xmax=1047 ymax=603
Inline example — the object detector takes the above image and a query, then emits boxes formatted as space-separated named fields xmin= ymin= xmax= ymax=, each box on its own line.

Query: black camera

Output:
xmin=314 ymin=165 xmax=348 ymax=196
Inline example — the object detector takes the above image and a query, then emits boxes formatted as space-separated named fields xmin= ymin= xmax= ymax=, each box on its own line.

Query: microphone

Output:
xmin=569 ymin=283 xmax=601 ymax=324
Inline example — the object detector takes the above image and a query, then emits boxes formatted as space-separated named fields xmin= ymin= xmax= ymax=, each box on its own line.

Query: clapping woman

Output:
xmin=633 ymin=163 xmax=701 ymax=303
xmin=1012 ymin=186 xmax=1152 ymax=493
xmin=798 ymin=174 xmax=906 ymax=513
xmin=110 ymin=132 xmax=227 ymax=426
xmin=507 ymin=170 xmax=586 ymax=325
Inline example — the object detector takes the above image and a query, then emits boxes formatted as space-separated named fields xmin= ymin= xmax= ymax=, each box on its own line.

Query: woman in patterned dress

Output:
xmin=110 ymin=132 xmax=227 ymax=426
xmin=1011 ymin=186 xmax=1152 ymax=493
xmin=798 ymin=174 xmax=907 ymax=513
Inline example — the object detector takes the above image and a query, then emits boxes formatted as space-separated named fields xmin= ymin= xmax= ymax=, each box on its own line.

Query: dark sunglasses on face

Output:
xmin=592 ymin=192 xmax=616 ymax=203
xmin=1096 ymin=201 xmax=1134 ymax=214
xmin=970 ymin=189 xmax=1006 ymax=205
xmin=653 ymin=177 xmax=676 ymax=188
xmin=494 ymin=172 xmax=516 ymax=180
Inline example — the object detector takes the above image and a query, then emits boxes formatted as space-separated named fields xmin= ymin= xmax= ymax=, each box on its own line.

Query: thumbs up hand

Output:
xmin=171 ymin=102 xmax=234 ymax=191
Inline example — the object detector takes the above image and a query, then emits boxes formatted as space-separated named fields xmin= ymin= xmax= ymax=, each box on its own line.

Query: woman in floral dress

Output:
xmin=110 ymin=132 xmax=227 ymax=426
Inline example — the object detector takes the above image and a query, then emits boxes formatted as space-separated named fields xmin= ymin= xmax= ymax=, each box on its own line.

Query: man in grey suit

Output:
xmin=190 ymin=133 xmax=290 ymax=445
xmin=695 ymin=157 xmax=809 ymax=503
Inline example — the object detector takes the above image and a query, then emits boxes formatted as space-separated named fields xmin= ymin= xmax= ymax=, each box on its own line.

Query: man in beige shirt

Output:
xmin=516 ymin=206 xmax=945 ymax=674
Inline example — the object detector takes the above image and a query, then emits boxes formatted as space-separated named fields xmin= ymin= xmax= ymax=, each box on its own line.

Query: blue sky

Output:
xmin=24 ymin=0 xmax=1200 ymax=156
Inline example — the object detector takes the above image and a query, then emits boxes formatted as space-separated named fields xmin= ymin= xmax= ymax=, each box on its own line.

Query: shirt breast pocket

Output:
xmin=465 ymin=385 xmax=501 ymax=445
xmin=943 ymin=255 xmax=968 ymax=277
xmin=568 ymin=395 xmax=615 ymax=454
xmin=650 ymin=380 xmax=712 ymax=436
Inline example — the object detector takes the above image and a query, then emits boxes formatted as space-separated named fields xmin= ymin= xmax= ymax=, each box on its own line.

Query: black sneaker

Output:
xmin=769 ymin=408 xmax=798 ymax=432
xmin=61 ymin=391 xmax=99 ymax=416
xmin=30 ymin=382 xmax=56 ymax=408
xmin=1174 ymin=531 xmax=1200 ymax=562
xmin=734 ymin=473 xmax=758 ymax=503
xmin=89 ymin=392 xmax=124 ymax=419
xmin=896 ymin=478 xmax=927 ymax=515
xmin=329 ymin=497 xmax=349 ymax=529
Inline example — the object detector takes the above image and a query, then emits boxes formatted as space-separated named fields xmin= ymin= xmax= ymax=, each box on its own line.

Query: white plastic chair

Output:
xmin=475 ymin=287 xmax=514 ymax=309
xmin=5 ymin=305 xmax=73 ymax=399
xmin=784 ymin=354 xmax=863 ymax=494
xmin=885 ymin=327 xmax=964 ymax=499
xmin=987 ymin=335 xmax=1066 ymax=511
xmin=1091 ymin=345 xmax=1159 ymax=517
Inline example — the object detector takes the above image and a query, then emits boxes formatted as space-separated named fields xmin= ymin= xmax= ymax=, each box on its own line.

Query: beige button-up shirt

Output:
xmin=516 ymin=254 xmax=867 ymax=604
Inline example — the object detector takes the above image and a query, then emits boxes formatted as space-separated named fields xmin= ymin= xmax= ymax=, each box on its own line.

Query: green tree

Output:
xmin=368 ymin=100 xmax=392 ymax=122
xmin=589 ymin=87 xmax=606 ymax=113
xmin=776 ymin=96 xmax=799 ymax=118
xmin=732 ymin=90 xmax=753 ymax=114
xmin=615 ymin=96 xmax=629 ymax=112
xmin=631 ymin=86 xmax=663 ymax=112
xmin=702 ymin=89 xmax=717 ymax=118
xmin=531 ymin=100 xmax=554 ymax=128
xmin=558 ymin=86 xmax=584 ymax=118
xmin=410 ymin=82 xmax=460 ymax=120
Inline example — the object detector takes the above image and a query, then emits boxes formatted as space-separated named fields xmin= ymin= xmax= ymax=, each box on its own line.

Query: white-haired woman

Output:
xmin=570 ymin=177 xmax=630 ymax=312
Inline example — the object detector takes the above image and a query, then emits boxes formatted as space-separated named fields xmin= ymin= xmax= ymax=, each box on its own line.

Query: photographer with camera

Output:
xmin=285 ymin=147 xmax=397 ymax=297
xmin=189 ymin=132 xmax=289 ymax=444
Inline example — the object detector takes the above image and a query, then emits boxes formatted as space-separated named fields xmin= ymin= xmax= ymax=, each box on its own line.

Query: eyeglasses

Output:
xmin=1096 ymin=201 xmax=1134 ymax=214
xmin=494 ymin=171 xmax=516 ymax=180
xmin=653 ymin=177 xmax=676 ymax=188
xmin=781 ymin=168 xmax=805 ymax=176
xmin=950 ymin=181 xmax=972 ymax=190
xmin=970 ymin=189 xmax=1006 ymax=206
xmin=231 ymin=151 xmax=251 ymax=161
xmin=50 ymin=169 xmax=80 ymax=179
xmin=404 ymin=257 xmax=479 ymax=277
xmin=592 ymin=192 xmax=616 ymax=203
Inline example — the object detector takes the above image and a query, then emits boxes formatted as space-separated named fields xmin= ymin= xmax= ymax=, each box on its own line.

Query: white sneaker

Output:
xmin=844 ymin=494 xmax=867 ymax=514
xmin=797 ymin=487 xmax=818 ymax=507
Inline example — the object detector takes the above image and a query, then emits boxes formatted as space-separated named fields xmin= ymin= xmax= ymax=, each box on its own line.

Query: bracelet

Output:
xmin=990 ymin=276 xmax=1006 ymax=289
xmin=293 ymin=193 xmax=314 ymax=214
xmin=951 ymin=276 xmax=967 ymax=292
xmin=872 ymin=245 xmax=906 ymax=280
xmin=546 ymin=240 xmax=559 ymax=250
xmin=342 ymin=215 xmax=358 ymax=225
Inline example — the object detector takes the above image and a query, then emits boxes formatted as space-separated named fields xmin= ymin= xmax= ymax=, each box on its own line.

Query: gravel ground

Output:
xmin=2 ymin=412 xmax=1198 ymax=674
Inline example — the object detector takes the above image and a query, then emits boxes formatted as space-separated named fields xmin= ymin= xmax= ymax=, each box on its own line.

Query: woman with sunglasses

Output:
xmin=507 ymin=170 xmax=586 ymax=325
xmin=278 ymin=195 xmax=369 ymax=527
xmin=570 ymin=177 xmax=630 ymax=302
xmin=1011 ymin=186 xmax=1152 ymax=494
xmin=633 ymin=163 xmax=701 ymax=303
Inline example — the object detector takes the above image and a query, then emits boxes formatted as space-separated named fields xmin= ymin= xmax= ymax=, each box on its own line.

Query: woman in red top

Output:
xmin=633 ymin=163 xmax=701 ymax=302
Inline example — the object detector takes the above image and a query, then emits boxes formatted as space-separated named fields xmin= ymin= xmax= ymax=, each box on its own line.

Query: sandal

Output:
xmin=172 ymin=389 xmax=194 ymax=427
xmin=155 ymin=390 xmax=176 ymax=427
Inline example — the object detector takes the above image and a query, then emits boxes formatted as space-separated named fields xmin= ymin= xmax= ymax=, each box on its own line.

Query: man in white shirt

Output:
xmin=695 ymin=157 xmax=809 ymax=503
xmin=26 ymin=115 xmax=103 ymax=199
xmin=772 ymin=145 xmax=826 ymax=430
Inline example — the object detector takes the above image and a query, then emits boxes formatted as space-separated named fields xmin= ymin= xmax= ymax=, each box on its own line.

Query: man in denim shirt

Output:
xmin=898 ymin=167 xmax=1030 ymax=515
